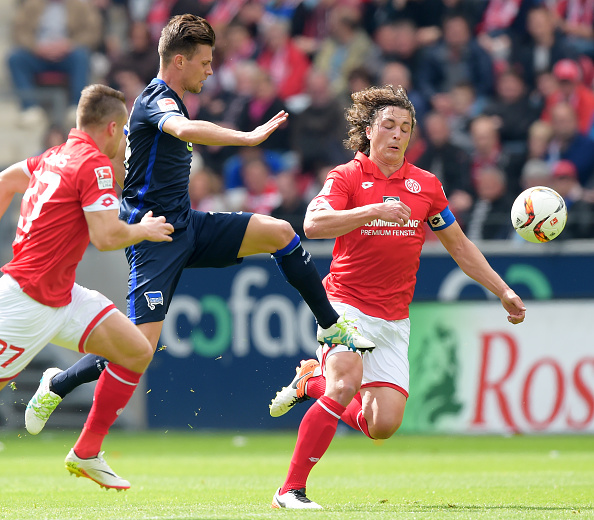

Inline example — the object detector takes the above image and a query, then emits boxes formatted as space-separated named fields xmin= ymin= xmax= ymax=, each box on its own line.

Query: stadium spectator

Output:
xmin=313 ymin=5 xmax=376 ymax=97
xmin=464 ymin=165 xmax=514 ymax=241
xmin=6 ymin=0 xmax=102 ymax=125
xmin=550 ymin=159 xmax=594 ymax=239
xmin=289 ymin=0 xmax=335 ymax=57
xmin=268 ymin=85 xmax=526 ymax=509
xmin=188 ymin=166 xmax=228 ymax=213
xmin=526 ymin=119 xmax=554 ymax=161
xmin=380 ymin=62 xmax=428 ymax=126
xmin=469 ymin=115 xmax=524 ymax=195
xmin=548 ymin=0 xmax=594 ymax=58
xmin=290 ymin=70 xmax=351 ymax=175
xmin=483 ymin=70 xmax=541 ymax=152
xmin=0 ymin=84 xmax=173 ymax=489
xmin=519 ymin=158 xmax=554 ymax=190
xmin=270 ymin=170 xmax=310 ymax=239
xmin=448 ymin=82 xmax=485 ymax=153
xmin=210 ymin=21 xmax=258 ymax=96
xmin=510 ymin=5 xmax=576 ymax=90
xmin=257 ymin=16 xmax=311 ymax=105
xmin=228 ymin=156 xmax=282 ymax=214
xmin=236 ymin=68 xmax=290 ymax=152
xmin=545 ymin=101 xmax=594 ymax=186
xmin=415 ymin=111 xmax=473 ymax=219
xmin=107 ymin=21 xmax=160 ymax=93
xmin=540 ymin=59 xmax=594 ymax=135
xmin=369 ymin=20 xmax=423 ymax=84
xmin=417 ymin=14 xmax=495 ymax=109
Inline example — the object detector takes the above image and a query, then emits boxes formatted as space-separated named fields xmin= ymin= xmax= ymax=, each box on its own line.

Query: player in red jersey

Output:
xmin=0 ymin=84 xmax=173 ymax=489
xmin=269 ymin=85 xmax=526 ymax=509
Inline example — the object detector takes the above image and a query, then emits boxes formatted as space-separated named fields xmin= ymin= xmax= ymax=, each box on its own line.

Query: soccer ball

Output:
xmin=510 ymin=186 xmax=567 ymax=243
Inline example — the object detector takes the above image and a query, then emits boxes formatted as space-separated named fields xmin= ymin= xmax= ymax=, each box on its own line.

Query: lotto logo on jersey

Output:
xmin=383 ymin=196 xmax=400 ymax=202
xmin=145 ymin=291 xmax=164 ymax=310
xmin=94 ymin=166 xmax=113 ymax=189
xmin=157 ymin=98 xmax=179 ymax=112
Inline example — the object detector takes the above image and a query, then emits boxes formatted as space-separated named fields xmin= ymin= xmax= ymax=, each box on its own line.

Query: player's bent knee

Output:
xmin=369 ymin=418 xmax=402 ymax=440
xmin=271 ymin=218 xmax=297 ymax=246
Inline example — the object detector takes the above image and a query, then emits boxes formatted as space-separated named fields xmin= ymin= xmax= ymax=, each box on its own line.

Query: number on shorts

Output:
xmin=15 ymin=170 xmax=61 ymax=242
xmin=0 ymin=339 xmax=25 ymax=368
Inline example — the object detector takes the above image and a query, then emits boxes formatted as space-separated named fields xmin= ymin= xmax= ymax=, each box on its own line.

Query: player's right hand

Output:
xmin=376 ymin=200 xmax=411 ymax=226
xmin=246 ymin=111 xmax=289 ymax=146
xmin=140 ymin=211 xmax=174 ymax=242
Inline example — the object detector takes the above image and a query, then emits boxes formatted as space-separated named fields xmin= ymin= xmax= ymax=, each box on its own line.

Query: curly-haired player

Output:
xmin=269 ymin=85 xmax=526 ymax=509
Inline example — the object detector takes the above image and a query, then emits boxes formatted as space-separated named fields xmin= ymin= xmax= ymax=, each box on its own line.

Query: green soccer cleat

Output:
xmin=25 ymin=367 xmax=63 ymax=435
xmin=317 ymin=315 xmax=375 ymax=352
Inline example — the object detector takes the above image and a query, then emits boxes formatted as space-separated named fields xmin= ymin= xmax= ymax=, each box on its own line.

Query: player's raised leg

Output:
xmin=238 ymin=214 xmax=374 ymax=350
xmin=65 ymin=310 xmax=153 ymax=490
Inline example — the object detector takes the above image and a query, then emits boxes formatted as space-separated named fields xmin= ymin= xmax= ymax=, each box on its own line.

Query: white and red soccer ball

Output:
xmin=510 ymin=186 xmax=567 ymax=243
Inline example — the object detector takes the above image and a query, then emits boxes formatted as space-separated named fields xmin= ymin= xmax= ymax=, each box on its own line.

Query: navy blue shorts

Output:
xmin=125 ymin=210 xmax=252 ymax=324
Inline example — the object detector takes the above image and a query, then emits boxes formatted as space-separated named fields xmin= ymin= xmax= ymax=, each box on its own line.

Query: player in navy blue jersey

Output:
xmin=25 ymin=13 xmax=374 ymax=435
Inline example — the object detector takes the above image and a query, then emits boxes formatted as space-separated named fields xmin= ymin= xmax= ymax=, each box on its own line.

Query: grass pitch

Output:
xmin=0 ymin=431 xmax=593 ymax=519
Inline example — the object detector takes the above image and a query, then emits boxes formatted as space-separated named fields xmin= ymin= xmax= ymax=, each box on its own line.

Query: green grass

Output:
xmin=1 ymin=431 xmax=593 ymax=519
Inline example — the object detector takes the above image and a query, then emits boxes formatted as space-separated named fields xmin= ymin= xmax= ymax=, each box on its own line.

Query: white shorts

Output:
xmin=0 ymin=274 xmax=118 ymax=382
xmin=317 ymin=302 xmax=410 ymax=397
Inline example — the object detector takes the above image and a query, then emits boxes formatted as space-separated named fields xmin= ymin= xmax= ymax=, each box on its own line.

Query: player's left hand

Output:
xmin=246 ymin=111 xmax=289 ymax=146
xmin=501 ymin=289 xmax=526 ymax=324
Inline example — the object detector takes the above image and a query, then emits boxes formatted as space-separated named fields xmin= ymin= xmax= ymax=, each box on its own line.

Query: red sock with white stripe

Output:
xmin=306 ymin=377 xmax=373 ymax=438
xmin=73 ymin=364 xmax=141 ymax=459
xmin=280 ymin=395 xmax=346 ymax=494
xmin=340 ymin=392 xmax=373 ymax=438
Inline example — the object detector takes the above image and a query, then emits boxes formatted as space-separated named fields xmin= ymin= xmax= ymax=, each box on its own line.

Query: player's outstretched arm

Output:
xmin=85 ymin=209 xmax=173 ymax=251
xmin=0 ymin=162 xmax=30 ymax=221
xmin=435 ymin=221 xmax=526 ymax=324
xmin=162 ymin=111 xmax=288 ymax=147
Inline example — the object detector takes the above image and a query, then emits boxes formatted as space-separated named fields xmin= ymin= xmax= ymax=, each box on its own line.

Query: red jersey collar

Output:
xmin=354 ymin=151 xmax=409 ymax=180
xmin=67 ymin=129 xmax=100 ymax=151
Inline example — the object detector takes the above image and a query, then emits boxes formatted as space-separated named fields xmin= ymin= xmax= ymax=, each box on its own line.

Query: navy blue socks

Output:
xmin=49 ymin=354 xmax=108 ymax=398
xmin=273 ymin=235 xmax=339 ymax=329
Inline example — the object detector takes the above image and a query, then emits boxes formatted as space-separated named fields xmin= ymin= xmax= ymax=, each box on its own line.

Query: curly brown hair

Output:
xmin=344 ymin=85 xmax=416 ymax=153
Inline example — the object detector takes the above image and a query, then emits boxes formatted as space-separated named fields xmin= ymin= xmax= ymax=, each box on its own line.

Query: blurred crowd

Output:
xmin=6 ymin=0 xmax=594 ymax=241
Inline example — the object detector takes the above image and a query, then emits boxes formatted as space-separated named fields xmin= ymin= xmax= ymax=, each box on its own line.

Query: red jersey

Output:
xmin=2 ymin=129 xmax=120 ymax=307
xmin=308 ymin=152 xmax=453 ymax=320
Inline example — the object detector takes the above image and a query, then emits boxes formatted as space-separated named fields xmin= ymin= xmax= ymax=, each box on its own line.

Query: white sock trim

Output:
xmin=316 ymin=400 xmax=341 ymax=420
xmin=356 ymin=410 xmax=366 ymax=434
xmin=105 ymin=365 xmax=138 ymax=386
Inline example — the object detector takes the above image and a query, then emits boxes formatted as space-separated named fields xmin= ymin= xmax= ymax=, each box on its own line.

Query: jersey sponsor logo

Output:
xmin=94 ymin=166 xmax=113 ymax=189
xmin=362 ymin=182 xmax=374 ymax=189
xmin=405 ymin=178 xmax=421 ymax=193
xmin=145 ymin=291 xmax=164 ymax=310
xmin=319 ymin=179 xmax=333 ymax=196
xmin=365 ymin=218 xmax=420 ymax=228
xmin=383 ymin=195 xmax=400 ymax=202
xmin=157 ymin=97 xmax=179 ymax=112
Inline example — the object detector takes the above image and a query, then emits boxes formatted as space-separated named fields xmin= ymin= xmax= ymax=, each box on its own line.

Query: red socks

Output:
xmin=73 ymin=363 xmax=142 ymax=459
xmin=340 ymin=393 xmax=373 ymax=438
xmin=280 ymin=396 xmax=345 ymax=494
xmin=306 ymin=375 xmax=373 ymax=439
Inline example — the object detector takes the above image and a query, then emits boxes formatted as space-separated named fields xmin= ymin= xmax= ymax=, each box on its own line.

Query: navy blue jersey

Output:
xmin=120 ymin=78 xmax=194 ymax=229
